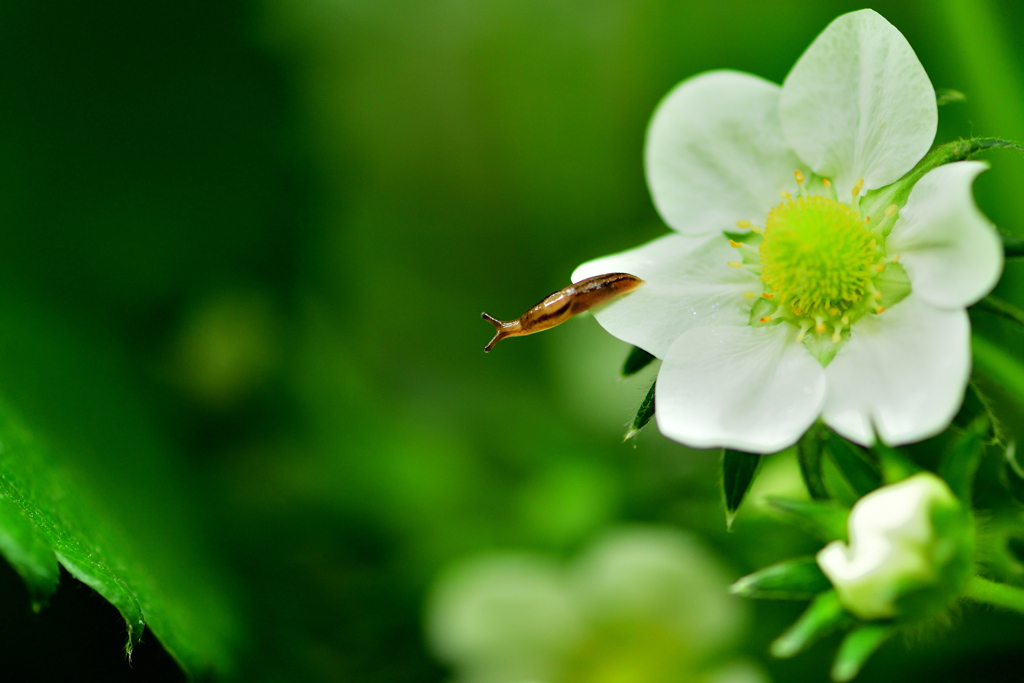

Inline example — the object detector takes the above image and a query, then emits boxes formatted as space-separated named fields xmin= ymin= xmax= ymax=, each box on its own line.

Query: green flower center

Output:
xmin=759 ymin=196 xmax=875 ymax=321
xmin=727 ymin=174 xmax=912 ymax=365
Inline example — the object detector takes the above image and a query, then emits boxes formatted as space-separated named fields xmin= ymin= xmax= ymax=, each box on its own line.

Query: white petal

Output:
xmin=656 ymin=324 xmax=825 ymax=454
xmin=645 ymin=70 xmax=807 ymax=236
xmin=823 ymin=295 xmax=970 ymax=447
xmin=572 ymin=233 xmax=758 ymax=358
xmin=780 ymin=9 xmax=937 ymax=198
xmin=887 ymin=161 xmax=1002 ymax=309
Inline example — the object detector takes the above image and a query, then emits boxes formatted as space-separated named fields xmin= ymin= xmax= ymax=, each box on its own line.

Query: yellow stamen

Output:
xmin=840 ymin=315 xmax=850 ymax=326
xmin=885 ymin=204 xmax=898 ymax=217
xmin=761 ymin=292 xmax=775 ymax=300
xmin=852 ymin=178 xmax=864 ymax=198
xmin=729 ymin=239 xmax=743 ymax=248
xmin=760 ymin=316 xmax=773 ymax=323
xmin=743 ymin=291 xmax=754 ymax=299
xmin=814 ymin=317 xmax=826 ymax=334
xmin=822 ymin=178 xmax=832 ymax=188
xmin=831 ymin=323 xmax=843 ymax=343
xmin=779 ymin=190 xmax=791 ymax=200
xmin=728 ymin=261 xmax=743 ymax=269
xmin=795 ymin=170 xmax=805 ymax=184
xmin=736 ymin=219 xmax=752 ymax=228
xmin=873 ymin=291 xmax=882 ymax=300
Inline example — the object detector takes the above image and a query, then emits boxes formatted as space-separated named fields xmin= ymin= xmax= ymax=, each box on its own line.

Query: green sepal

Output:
xmin=871 ymin=442 xmax=921 ymax=484
xmin=939 ymin=412 xmax=990 ymax=502
xmin=873 ymin=263 xmax=911 ymax=311
xmin=625 ymin=380 xmax=655 ymax=440
xmin=823 ymin=432 xmax=882 ymax=497
xmin=771 ymin=590 xmax=853 ymax=659
xmin=1003 ymin=442 xmax=1024 ymax=505
xmin=862 ymin=137 xmax=1024 ymax=224
xmin=749 ymin=297 xmax=778 ymax=327
xmin=621 ymin=345 xmax=656 ymax=377
xmin=730 ymin=556 xmax=832 ymax=600
xmin=831 ymin=624 xmax=894 ymax=682
xmin=722 ymin=448 xmax=761 ymax=529
xmin=764 ymin=496 xmax=849 ymax=543
xmin=797 ymin=424 xmax=829 ymax=500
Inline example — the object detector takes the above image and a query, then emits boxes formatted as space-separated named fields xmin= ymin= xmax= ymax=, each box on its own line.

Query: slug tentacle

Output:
xmin=481 ymin=312 xmax=520 ymax=352
xmin=481 ymin=272 xmax=643 ymax=352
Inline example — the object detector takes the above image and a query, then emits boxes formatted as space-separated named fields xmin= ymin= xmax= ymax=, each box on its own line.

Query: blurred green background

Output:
xmin=1 ymin=0 xmax=1023 ymax=681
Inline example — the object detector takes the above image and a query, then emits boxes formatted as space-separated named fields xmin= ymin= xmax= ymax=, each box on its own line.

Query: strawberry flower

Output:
xmin=573 ymin=9 xmax=1002 ymax=453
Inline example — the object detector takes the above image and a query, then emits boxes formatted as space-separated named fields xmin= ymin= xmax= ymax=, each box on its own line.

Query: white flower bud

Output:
xmin=816 ymin=472 xmax=973 ymax=620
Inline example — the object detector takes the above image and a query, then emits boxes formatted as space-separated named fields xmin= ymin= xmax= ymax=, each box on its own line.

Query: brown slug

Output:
xmin=482 ymin=272 xmax=644 ymax=352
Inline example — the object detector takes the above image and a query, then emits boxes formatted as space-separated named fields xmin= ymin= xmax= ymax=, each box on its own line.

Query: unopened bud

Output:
xmin=816 ymin=473 xmax=973 ymax=620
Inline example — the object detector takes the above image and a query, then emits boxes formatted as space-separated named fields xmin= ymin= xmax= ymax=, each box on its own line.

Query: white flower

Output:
xmin=425 ymin=527 xmax=761 ymax=683
xmin=573 ymin=9 xmax=1003 ymax=453
xmin=816 ymin=472 xmax=972 ymax=620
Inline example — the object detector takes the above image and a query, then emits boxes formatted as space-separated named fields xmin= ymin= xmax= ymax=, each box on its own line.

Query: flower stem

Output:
xmin=965 ymin=576 xmax=1024 ymax=615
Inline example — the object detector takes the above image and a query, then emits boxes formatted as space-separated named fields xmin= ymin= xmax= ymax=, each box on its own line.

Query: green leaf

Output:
xmin=797 ymin=425 xmax=830 ymax=500
xmin=831 ymin=624 xmax=893 ymax=682
xmin=730 ymin=556 xmax=832 ymax=600
xmin=764 ymin=497 xmax=849 ymax=543
xmin=0 ymin=489 xmax=59 ymax=612
xmin=0 ymin=299 xmax=241 ymax=676
xmin=722 ymin=449 xmax=761 ymax=529
xmin=625 ymin=380 xmax=656 ymax=440
xmin=621 ymin=345 xmax=655 ymax=377
xmin=939 ymin=413 xmax=989 ymax=502
xmin=823 ymin=433 xmax=882 ymax=497
xmin=771 ymin=590 xmax=852 ymax=659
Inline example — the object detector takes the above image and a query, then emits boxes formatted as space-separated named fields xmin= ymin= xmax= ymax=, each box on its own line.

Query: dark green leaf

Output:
xmin=973 ymin=295 xmax=1024 ymax=326
xmin=1003 ymin=234 xmax=1024 ymax=259
xmin=722 ymin=449 xmax=761 ymax=529
xmin=939 ymin=413 xmax=989 ymax=502
xmin=730 ymin=556 xmax=832 ymax=600
xmin=823 ymin=433 xmax=882 ymax=496
xmin=771 ymin=590 xmax=852 ymax=659
xmin=973 ymin=334 xmax=1024 ymax=409
xmin=935 ymin=88 xmax=966 ymax=106
xmin=625 ymin=380 xmax=656 ymax=440
xmin=953 ymin=382 xmax=997 ymax=440
xmin=621 ymin=346 xmax=656 ymax=377
xmin=797 ymin=425 xmax=829 ymax=500
xmin=831 ymin=624 xmax=893 ymax=682
xmin=0 ymin=300 xmax=241 ymax=676
xmin=764 ymin=497 xmax=849 ymax=543
xmin=0 ymin=491 xmax=59 ymax=612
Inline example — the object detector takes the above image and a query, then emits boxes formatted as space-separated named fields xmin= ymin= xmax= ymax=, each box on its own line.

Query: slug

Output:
xmin=482 ymin=272 xmax=643 ymax=352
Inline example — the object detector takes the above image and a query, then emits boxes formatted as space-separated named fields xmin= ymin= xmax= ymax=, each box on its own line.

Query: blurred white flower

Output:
xmin=425 ymin=526 xmax=765 ymax=683
xmin=816 ymin=472 xmax=973 ymax=620
xmin=573 ymin=9 xmax=1002 ymax=453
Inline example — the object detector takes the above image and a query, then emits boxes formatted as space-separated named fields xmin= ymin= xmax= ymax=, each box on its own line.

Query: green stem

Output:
xmin=965 ymin=575 xmax=1024 ymax=614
